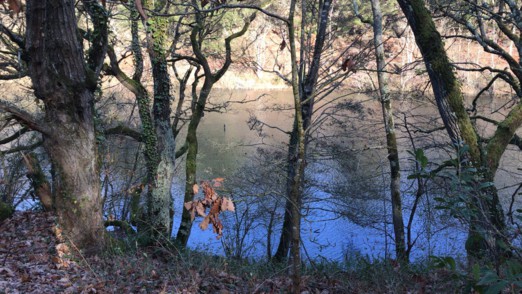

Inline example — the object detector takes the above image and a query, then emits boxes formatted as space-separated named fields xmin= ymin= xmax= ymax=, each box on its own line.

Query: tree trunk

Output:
xmin=273 ymin=1 xmax=332 ymax=272
xmin=273 ymin=124 xmax=297 ymax=261
xmin=371 ymin=0 xmax=407 ymax=263
xmin=147 ymin=57 xmax=176 ymax=240
xmin=396 ymin=0 xmax=508 ymax=263
xmin=25 ymin=0 xmax=106 ymax=253
xmin=176 ymin=86 xmax=207 ymax=246
xmin=141 ymin=2 xmax=175 ymax=240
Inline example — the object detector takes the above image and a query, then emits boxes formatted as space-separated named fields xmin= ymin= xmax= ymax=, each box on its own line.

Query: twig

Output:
xmin=66 ymin=237 xmax=99 ymax=280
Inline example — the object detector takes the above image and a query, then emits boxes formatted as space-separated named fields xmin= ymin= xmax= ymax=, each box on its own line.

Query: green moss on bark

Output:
xmin=0 ymin=201 xmax=14 ymax=222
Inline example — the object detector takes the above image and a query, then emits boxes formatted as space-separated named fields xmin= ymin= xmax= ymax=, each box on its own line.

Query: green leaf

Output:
xmin=484 ymin=280 xmax=509 ymax=294
xmin=479 ymin=182 xmax=494 ymax=190
xmin=477 ymin=271 xmax=499 ymax=285
xmin=506 ymin=260 xmax=522 ymax=276
xmin=472 ymin=264 xmax=481 ymax=280
xmin=443 ymin=256 xmax=456 ymax=270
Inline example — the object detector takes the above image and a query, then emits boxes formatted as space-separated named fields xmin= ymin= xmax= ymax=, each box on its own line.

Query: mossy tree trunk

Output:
xmin=371 ymin=0 xmax=407 ymax=264
xmin=135 ymin=0 xmax=176 ymax=241
xmin=105 ymin=1 xmax=174 ymax=241
xmin=397 ymin=0 xmax=511 ymax=263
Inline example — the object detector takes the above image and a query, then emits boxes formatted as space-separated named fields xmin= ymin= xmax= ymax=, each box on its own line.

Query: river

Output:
xmin=166 ymin=89 xmax=492 ymax=263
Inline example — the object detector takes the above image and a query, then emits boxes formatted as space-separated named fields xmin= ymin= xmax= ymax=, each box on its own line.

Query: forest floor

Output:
xmin=0 ymin=212 xmax=454 ymax=293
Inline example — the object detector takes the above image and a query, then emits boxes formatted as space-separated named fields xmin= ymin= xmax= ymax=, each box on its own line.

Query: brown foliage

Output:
xmin=184 ymin=179 xmax=235 ymax=239
xmin=341 ymin=58 xmax=356 ymax=73
xmin=0 ymin=0 xmax=22 ymax=17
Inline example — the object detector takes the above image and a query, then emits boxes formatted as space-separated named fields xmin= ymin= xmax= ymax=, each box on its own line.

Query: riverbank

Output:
xmin=0 ymin=211 xmax=463 ymax=293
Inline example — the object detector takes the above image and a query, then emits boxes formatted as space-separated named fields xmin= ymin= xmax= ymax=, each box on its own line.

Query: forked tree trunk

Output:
xmin=25 ymin=0 xmax=107 ymax=253
xmin=273 ymin=0 xmax=332 ymax=268
xmin=175 ymin=5 xmax=256 ymax=246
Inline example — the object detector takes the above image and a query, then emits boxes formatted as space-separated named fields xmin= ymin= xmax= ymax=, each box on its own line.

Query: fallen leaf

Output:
xmin=21 ymin=272 xmax=31 ymax=283
xmin=151 ymin=270 xmax=159 ymax=279
xmin=342 ymin=58 xmax=356 ymax=73
xmin=193 ymin=183 xmax=199 ymax=195
xmin=0 ymin=267 xmax=15 ymax=277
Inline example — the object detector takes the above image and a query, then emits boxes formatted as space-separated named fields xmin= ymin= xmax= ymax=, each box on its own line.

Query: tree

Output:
xmin=396 ymin=0 xmax=516 ymax=263
xmin=104 ymin=0 xmax=177 ymax=242
xmin=370 ymin=0 xmax=407 ymax=263
xmin=0 ymin=0 xmax=109 ymax=252
xmin=273 ymin=0 xmax=335 ymax=266
xmin=136 ymin=0 xmax=177 ymax=241
xmin=173 ymin=1 xmax=256 ymax=246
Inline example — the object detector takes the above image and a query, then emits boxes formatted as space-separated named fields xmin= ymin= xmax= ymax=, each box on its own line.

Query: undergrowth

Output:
xmin=78 ymin=230 xmax=478 ymax=293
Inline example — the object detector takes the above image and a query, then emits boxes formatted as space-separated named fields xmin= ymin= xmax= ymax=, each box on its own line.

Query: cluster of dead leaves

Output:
xmin=184 ymin=178 xmax=235 ymax=239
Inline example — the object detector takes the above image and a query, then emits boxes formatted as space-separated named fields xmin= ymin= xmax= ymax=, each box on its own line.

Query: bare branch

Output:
xmin=0 ymin=141 xmax=42 ymax=155
xmin=0 ymin=126 xmax=30 ymax=145
xmin=104 ymin=124 xmax=142 ymax=142
xmin=0 ymin=100 xmax=48 ymax=134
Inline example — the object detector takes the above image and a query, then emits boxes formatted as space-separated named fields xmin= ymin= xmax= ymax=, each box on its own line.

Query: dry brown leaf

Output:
xmin=184 ymin=201 xmax=193 ymax=211
xmin=190 ymin=208 xmax=196 ymax=222
xmin=21 ymin=272 xmax=31 ymax=283
xmin=212 ymin=177 xmax=225 ymax=187
xmin=221 ymin=197 xmax=235 ymax=212
xmin=6 ymin=0 xmax=21 ymax=16
xmin=151 ymin=270 xmax=160 ymax=280
xmin=279 ymin=39 xmax=286 ymax=51
xmin=56 ymin=243 xmax=70 ymax=256
xmin=200 ymin=216 xmax=210 ymax=230
xmin=192 ymin=183 xmax=199 ymax=195
xmin=196 ymin=202 xmax=206 ymax=217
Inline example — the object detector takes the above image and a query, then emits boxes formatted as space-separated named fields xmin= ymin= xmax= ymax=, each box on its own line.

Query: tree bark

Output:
xmin=25 ymin=0 xmax=107 ymax=253
xmin=21 ymin=152 xmax=52 ymax=211
xmin=396 ymin=0 xmax=508 ymax=263
xmin=287 ymin=2 xmax=304 ymax=289
xmin=139 ymin=1 xmax=176 ymax=240
xmin=371 ymin=0 xmax=407 ymax=263
xmin=273 ymin=125 xmax=297 ymax=261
